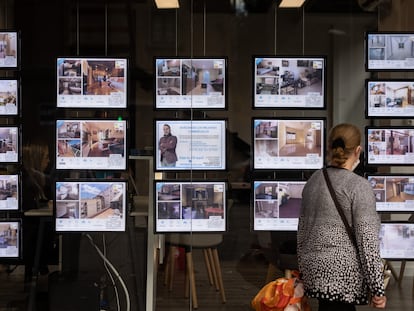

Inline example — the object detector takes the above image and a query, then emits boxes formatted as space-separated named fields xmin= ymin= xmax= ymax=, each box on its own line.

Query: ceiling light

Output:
xmin=155 ymin=0 xmax=179 ymax=9
xmin=279 ymin=0 xmax=306 ymax=8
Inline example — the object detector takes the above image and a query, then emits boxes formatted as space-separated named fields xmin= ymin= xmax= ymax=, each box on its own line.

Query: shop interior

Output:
xmin=0 ymin=0 xmax=413 ymax=311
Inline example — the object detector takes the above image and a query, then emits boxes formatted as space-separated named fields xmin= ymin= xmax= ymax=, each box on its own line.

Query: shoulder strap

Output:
xmin=322 ymin=168 xmax=358 ymax=248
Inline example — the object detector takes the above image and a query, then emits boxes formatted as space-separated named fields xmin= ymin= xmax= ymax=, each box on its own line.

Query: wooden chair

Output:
xmin=163 ymin=233 xmax=226 ymax=309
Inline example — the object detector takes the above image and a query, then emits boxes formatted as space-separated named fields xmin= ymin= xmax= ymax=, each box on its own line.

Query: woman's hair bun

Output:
xmin=332 ymin=137 xmax=345 ymax=149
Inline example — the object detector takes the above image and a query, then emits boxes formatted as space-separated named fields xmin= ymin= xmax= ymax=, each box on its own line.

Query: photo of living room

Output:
xmin=157 ymin=183 xmax=181 ymax=201
xmin=81 ymin=121 xmax=125 ymax=158
xmin=181 ymin=59 xmax=224 ymax=95
xmin=255 ymin=58 xmax=323 ymax=96
xmin=278 ymin=121 xmax=322 ymax=157
xmin=254 ymin=121 xmax=278 ymax=158
xmin=384 ymin=81 xmax=414 ymax=108
xmin=0 ymin=80 xmax=17 ymax=112
xmin=181 ymin=184 xmax=225 ymax=220
xmin=82 ymin=60 xmax=126 ymax=96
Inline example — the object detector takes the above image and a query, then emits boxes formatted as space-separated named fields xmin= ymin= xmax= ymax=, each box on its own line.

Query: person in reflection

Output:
xmin=159 ymin=124 xmax=178 ymax=167
xmin=297 ymin=123 xmax=386 ymax=310
xmin=21 ymin=143 xmax=57 ymax=284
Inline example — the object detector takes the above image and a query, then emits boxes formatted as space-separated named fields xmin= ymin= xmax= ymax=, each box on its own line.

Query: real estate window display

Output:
xmin=0 ymin=1 xmax=414 ymax=310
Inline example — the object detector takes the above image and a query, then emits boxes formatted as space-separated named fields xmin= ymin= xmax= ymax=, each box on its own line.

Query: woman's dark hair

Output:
xmin=327 ymin=123 xmax=361 ymax=167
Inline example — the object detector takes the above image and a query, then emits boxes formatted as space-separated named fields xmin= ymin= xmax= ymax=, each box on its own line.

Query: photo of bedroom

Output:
xmin=157 ymin=77 xmax=181 ymax=95
xmin=278 ymin=121 xmax=322 ymax=157
xmin=254 ymin=182 xmax=303 ymax=219
xmin=181 ymin=59 xmax=224 ymax=95
xmin=384 ymin=82 xmax=414 ymax=108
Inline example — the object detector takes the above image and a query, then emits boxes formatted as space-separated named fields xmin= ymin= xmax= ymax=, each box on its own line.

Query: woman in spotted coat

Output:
xmin=297 ymin=123 xmax=386 ymax=311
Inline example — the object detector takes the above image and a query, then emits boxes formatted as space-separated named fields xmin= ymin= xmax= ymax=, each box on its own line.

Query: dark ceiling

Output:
xmin=191 ymin=0 xmax=378 ymax=14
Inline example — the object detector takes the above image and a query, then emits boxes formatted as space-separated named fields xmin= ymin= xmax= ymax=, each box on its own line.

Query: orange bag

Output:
xmin=251 ymin=271 xmax=311 ymax=311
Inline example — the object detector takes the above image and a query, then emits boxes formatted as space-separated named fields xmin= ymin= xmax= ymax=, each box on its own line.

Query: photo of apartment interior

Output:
xmin=58 ymin=77 xmax=82 ymax=95
xmin=256 ymin=59 xmax=323 ymax=96
xmin=57 ymin=59 xmax=82 ymax=95
xmin=157 ymin=59 xmax=181 ymax=76
xmin=56 ymin=183 xmax=124 ymax=219
xmin=385 ymin=177 xmax=414 ymax=202
xmin=56 ymin=183 xmax=79 ymax=201
xmin=368 ymin=142 xmax=385 ymax=156
xmin=384 ymin=82 xmax=414 ymax=108
xmin=369 ymin=82 xmax=386 ymax=107
xmin=278 ymin=122 xmax=322 ymax=157
xmin=57 ymin=139 xmax=81 ymax=157
xmin=157 ymin=183 xmax=181 ymax=201
xmin=0 ymin=223 xmax=17 ymax=248
xmin=368 ymin=35 xmax=386 ymax=60
xmin=157 ymin=77 xmax=181 ymax=95
xmin=385 ymin=129 xmax=413 ymax=155
xmin=157 ymin=202 xmax=180 ymax=219
xmin=0 ymin=128 xmax=17 ymax=154
xmin=254 ymin=183 xmax=303 ymax=218
xmin=0 ymin=33 xmax=17 ymax=59
xmin=368 ymin=177 xmax=385 ymax=202
xmin=254 ymin=121 xmax=278 ymax=157
xmin=0 ymin=176 xmax=17 ymax=201
xmin=384 ymin=35 xmax=414 ymax=60
xmin=182 ymin=184 xmax=224 ymax=219
xmin=81 ymin=122 xmax=125 ymax=157
xmin=57 ymin=122 xmax=81 ymax=157
xmin=0 ymin=86 xmax=17 ymax=107
xmin=55 ymin=201 xmax=79 ymax=218
xmin=181 ymin=59 xmax=224 ymax=95
xmin=83 ymin=60 xmax=125 ymax=95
